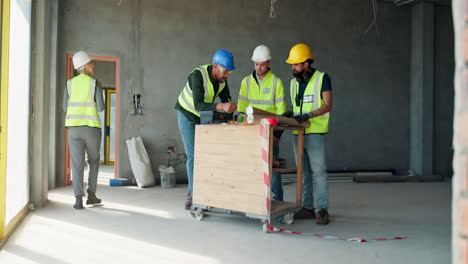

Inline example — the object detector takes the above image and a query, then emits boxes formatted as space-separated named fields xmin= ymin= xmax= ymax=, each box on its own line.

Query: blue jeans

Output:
xmin=272 ymin=142 xmax=283 ymax=201
xmin=292 ymin=134 xmax=328 ymax=210
xmin=176 ymin=111 xmax=195 ymax=193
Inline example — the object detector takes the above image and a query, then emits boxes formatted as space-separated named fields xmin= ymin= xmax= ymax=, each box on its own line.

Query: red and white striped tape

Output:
xmin=259 ymin=118 xmax=407 ymax=243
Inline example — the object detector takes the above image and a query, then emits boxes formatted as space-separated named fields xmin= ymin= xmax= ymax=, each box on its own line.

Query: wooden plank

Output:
xmin=193 ymin=125 xmax=267 ymax=216
xmin=296 ymin=129 xmax=304 ymax=206
xmin=248 ymin=107 xmax=311 ymax=128
xmin=249 ymin=114 xmax=310 ymax=128
xmin=272 ymin=168 xmax=297 ymax=173
xmin=271 ymin=201 xmax=299 ymax=215
xmin=274 ymin=126 xmax=305 ymax=131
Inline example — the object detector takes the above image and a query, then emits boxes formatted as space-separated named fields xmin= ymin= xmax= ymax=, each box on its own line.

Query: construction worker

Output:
xmin=175 ymin=49 xmax=237 ymax=212
xmin=238 ymin=44 xmax=286 ymax=201
xmin=284 ymin=43 xmax=332 ymax=225
xmin=64 ymin=51 xmax=105 ymax=209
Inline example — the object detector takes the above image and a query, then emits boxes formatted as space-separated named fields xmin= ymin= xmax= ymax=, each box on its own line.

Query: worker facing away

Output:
xmin=238 ymin=44 xmax=286 ymax=201
xmin=175 ymin=49 xmax=237 ymax=213
xmin=64 ymin=51 xmax=105 ymax=209
xmin=284 ymin=43 xmax=332 ymax=225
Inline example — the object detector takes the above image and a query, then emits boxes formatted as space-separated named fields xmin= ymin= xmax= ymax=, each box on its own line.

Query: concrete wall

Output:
xmin=94 ymin=61 xmax=116 ymax=89
xmin=56 ymin=0 xmax=453 ymax=182
xmin=434 ymin=5 xmax=455 ymax=178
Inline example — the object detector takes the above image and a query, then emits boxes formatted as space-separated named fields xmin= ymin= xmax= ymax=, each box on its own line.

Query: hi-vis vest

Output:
xmin=290 ymin=70 xmax=330 ymax=134
xmin=65 ymin=74 xmax=101 ymax=128
xmin=177 ymin=65 xmax=225 ymax=117
xmin=238 ymin=71 xmax=286 ymax=115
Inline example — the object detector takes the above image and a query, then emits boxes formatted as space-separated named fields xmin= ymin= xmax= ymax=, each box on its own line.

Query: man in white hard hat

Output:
xmin=64 ymin=51 xmax=105 ymax=209
xmin=238 ymin=44 xmax=286 ymax=201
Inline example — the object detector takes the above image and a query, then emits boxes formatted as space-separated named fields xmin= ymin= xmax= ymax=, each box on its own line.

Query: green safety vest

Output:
xmin=65 ymin=74 xmax=101 ymax=128
xmin=290 ymin=70 xmax=330 ymax=134
xmin=177 ymin=65 xmax=225 ymax=117
xmin=238 ymin=71 xmax=286 ymax=115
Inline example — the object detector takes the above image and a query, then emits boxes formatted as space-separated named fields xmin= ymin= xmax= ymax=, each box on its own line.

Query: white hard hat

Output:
xmin=72 ymin=51 xmax=93 ymax=70
xmin=251 ymin=45 xmax=271 ymax=62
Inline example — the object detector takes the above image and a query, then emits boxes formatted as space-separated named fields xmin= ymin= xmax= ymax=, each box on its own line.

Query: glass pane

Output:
xmin=110 ymin=92 xmax=115 ymax=162
xmin=99 ymin=91 xmax=105 ymax=163
xmin=5 ymin=0 xmax=31 ymax=225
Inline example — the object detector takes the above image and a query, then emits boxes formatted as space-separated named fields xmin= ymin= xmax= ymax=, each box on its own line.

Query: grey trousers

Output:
xmin=68 ymin=126 xmax=102 ymax=197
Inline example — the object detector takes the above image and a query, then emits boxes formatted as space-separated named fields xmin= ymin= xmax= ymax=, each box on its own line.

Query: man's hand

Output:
xmin=293 ymin=113 xmax=313 ymax=123
xmin=217 ymin=102 xmax=237 ymax=113
xmin=281 ymin=111 xmax=294 ymax=118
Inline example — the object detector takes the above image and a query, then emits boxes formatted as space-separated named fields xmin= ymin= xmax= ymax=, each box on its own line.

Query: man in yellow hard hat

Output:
xmin=64 ymin=51 xmax=105 ymax=209
xmin=175 ymin=49 xmax=237 ymax=213
xmin=284 ymin=43 xmax=332 ymax=225
xmin=238 ymin=44 xmax=286 ymax=201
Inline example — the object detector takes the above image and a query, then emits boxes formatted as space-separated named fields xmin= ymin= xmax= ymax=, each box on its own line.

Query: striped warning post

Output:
xmin=258 ymin=118 xmax=407 ymax=243
xmin=259 ymin=118 xmax=272 ymax=222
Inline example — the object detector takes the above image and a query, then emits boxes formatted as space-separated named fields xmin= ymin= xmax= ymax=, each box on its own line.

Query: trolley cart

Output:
xmin=192 ymin=124 xmax=304 ymax=232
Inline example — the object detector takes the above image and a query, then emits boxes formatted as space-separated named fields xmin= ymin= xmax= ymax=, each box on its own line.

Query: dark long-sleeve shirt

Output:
xmin=175 ymin=65 xmax=231 ymax=124
xmin=296 ymin=68 xmax=331 ymax=102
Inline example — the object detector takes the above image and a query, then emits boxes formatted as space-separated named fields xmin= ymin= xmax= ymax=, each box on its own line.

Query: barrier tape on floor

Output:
xmin=259 ymin=119 xmax=407 ymax=243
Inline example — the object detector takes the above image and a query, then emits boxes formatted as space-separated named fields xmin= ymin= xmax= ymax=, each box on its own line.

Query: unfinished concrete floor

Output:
xmin=0 ymin=169 xmax=451 ymax=264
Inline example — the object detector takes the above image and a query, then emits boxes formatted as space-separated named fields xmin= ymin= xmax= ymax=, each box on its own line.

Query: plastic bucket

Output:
xmin=160 ymin=171 xmax=176 ymax=188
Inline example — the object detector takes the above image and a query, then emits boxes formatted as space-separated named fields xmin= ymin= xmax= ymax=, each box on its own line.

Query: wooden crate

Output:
xmin=193 ymin=124 xmax=267 ymax=216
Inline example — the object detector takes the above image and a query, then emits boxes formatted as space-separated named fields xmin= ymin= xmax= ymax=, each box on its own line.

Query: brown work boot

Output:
xmin=316 ymin=209 xmax=329 ymax=225
xmin=74 ymin=196 xmax=84 ymax=209
xmin=185 ymin=192 xmax=192 ymax=210
xmin=293 ymin=208 xmax=316 ymax=219
xmin=86 ymin=190 xmax=102 ymax=205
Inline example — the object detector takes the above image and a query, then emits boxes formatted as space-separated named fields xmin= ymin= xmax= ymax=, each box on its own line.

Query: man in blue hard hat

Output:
xmin=175 ymin=49 xmax=237 ymax=213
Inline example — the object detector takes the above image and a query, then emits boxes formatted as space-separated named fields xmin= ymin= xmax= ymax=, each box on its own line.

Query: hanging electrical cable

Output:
xmin=269 ymin=0 xmax=277 ymax=18
xmin=363 ymin=0 xmax=383 ymax=40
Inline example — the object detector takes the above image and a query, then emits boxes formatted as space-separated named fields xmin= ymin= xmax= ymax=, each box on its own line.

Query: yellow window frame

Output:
xmin=0 ymin=0 xmax=9 ymax=242
xmin=105 ymin=88 xmax=115 ymax=165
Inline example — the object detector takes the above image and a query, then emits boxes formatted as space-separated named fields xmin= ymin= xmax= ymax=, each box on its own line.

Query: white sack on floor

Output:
xmin=126 ymin=137 xmax=155 ymax=188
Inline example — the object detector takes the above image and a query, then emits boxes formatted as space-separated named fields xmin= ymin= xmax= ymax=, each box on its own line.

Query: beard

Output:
xmin=293 ymin=69 xmax=305 ymax=78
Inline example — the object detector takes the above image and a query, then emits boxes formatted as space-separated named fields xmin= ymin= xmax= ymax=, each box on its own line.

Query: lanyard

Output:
xmin=295 ymin=82 xmax=303 ymax=115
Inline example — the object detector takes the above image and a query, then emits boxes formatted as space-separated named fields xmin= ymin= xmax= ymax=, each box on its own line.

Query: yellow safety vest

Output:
xmin=290 ymin=70 xmax=330 ymax=134
xmin=65 ymin=74 xmax=101 ymax=128
xmin=177 ymin=65 xmax=225 ymax=117
xmin=238 ymin=71 xmax=286 ymax=115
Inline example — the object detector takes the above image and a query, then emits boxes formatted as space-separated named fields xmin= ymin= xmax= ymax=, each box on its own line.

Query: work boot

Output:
xmin=293 ymin=208 xmax=316 ymax=219
xmin=190 ymin=207 xmax=196 ymax=217
xmin=74 ymin=196 xmax=84 ymax=210
xmin=86 ymin=190 xmax=102 ymax=205
xmin=185 ymin=192 xmax=192 ymax=210
xmin=316 ymin=209 xmax=329 ymax=225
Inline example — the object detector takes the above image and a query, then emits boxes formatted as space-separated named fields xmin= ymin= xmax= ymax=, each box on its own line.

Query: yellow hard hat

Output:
xmin=285 ymin=43 xmax=314 ymax=64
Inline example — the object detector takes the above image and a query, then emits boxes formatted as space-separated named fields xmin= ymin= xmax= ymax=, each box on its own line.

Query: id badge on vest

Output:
xmin=262 ymin=88 xmax=270 ymax=94
xmin=303 ymin=95 xmax=314 ymax=103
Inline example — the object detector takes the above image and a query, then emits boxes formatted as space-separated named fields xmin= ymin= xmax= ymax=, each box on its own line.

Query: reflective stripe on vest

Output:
xmin=290 ymin=71 xmax=330 ymax=134
xmin=177 ymin=65 xmax=225 ymax=117
xmin=238 ymin=72 xmax=284 ymax=114
xmin=65 ymin=74 xmax=101 ymax=128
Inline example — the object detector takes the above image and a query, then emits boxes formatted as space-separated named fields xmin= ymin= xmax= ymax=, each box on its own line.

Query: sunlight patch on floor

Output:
xmin=4 ymin=215 xmax=220 ymax=264
xmin=48 ymin=192 xmax=175 ymax=219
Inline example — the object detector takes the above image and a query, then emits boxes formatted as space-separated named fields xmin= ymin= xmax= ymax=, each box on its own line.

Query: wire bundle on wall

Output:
xmin=269 ymin=0 xmax=277 ymax=18
xmin=364 ymin=0 xmax=383 ymax=40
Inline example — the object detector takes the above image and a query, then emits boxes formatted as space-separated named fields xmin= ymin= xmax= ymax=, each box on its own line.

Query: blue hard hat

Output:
xmin=212 ymin=49 xmax=236 ymax=71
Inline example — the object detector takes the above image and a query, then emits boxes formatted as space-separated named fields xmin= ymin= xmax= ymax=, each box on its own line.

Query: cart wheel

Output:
xmin=195 ymin=208 xmax=204 ymax=221
xmin=262 ymin=221 xmax=269 ymax=233
xmin=284 ymin=213 xmax=294 ymax=225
